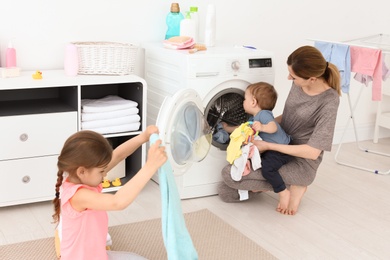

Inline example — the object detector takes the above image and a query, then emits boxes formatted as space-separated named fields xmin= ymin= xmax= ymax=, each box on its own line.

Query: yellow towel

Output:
xmin=226 ymin=123 xmax=254 ymax=164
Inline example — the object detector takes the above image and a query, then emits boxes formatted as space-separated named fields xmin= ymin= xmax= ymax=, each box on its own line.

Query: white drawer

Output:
xmin=0 ymin=156 xmax=58 ymax=206
xmin=0 ymin=112 xmax=77 ymax=160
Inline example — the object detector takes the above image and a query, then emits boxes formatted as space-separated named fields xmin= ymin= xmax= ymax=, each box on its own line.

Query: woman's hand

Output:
xmin=252 ymin=139 xmax=269 ymax=153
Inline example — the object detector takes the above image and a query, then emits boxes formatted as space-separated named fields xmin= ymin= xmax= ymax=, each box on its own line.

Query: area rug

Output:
xmin=0 ymin=209 xmax=276 ymax=260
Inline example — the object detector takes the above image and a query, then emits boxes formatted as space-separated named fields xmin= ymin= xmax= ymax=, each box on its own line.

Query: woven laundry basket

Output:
xmin=73 ymin=42 xmax=138 ymax=75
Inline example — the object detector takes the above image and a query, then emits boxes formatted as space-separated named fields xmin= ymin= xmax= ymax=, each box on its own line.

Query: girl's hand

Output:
xmin=144 ymin=125 xmax=159 ymax=140
xmin=146 ymin=139 xmax=167 ymax=168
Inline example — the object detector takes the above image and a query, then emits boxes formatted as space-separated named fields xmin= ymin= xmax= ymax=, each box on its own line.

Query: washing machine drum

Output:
xmin=208 ymin=93 xmax=249 ymax=127
xmin=170 ymin=102 xmax=212 ymax=165
xmin=207 ymin=92 xmax=250 ymax=149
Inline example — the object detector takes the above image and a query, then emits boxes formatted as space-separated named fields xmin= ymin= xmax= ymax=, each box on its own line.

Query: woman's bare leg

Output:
xmin=281 ymin=185 xmax=307 ymax=215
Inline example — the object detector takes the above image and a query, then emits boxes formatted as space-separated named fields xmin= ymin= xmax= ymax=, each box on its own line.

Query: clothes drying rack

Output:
xmin=310 ymin=34 xmax=390 ymax=175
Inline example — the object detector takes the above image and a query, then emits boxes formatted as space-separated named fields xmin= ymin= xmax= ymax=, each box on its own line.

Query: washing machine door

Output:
xmin=156 ymin=88 xmax=212 ymax=176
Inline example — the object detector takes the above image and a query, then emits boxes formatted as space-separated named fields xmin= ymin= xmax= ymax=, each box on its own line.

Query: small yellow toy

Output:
xmin=102 ymin=179 xmax=111 ymax=188
xmin=112 ymin=178 xmax=122 ymax=187
xmin=32 ymin=70 xmax=42 ymax=79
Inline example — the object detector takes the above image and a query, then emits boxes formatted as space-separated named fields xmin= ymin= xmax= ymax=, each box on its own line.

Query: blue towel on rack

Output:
xmin=149 ymin=134 xmax=198 ymax=260
xmin=315 ymin=41 xmax=351 ymax=93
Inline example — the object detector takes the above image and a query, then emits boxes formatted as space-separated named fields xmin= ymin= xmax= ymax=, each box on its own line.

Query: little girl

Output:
xmin=52 ymin=125 xmax=167 ymax=260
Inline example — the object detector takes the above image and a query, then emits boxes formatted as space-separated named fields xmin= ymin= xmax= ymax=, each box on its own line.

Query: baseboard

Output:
xmin=333 ymin=123 xmax=390 ymax=144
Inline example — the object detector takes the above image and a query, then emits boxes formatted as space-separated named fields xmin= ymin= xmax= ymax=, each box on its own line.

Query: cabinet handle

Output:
xmin=22 ymin=175 xmax=31 ymax=183
xmin=20 ymin=133 xmax=28 ymax=142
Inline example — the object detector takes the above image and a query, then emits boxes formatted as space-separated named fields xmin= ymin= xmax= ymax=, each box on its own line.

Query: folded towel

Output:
xmin=82 ymin=95 xmax=138 ymax=113
xmin=81 ymin=107 xmax=139 ymax=121
xmin=83 ymin=122 xmax=141 ymax=135
xmin=81 ymin=115 xmax=140 ymax=129
xmin=163 ymin=36 xmax=195 ymax=50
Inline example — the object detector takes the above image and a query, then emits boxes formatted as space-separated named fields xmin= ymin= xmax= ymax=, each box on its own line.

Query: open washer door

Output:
xmin=156 ymin=88 xmax=212 ymax=176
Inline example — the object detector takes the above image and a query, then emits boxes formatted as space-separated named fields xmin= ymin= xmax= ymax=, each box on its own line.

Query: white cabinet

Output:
xmin=0 ymin=70 xmax=146 ymax=206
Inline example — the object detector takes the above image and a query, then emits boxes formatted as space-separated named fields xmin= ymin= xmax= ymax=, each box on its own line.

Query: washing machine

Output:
xmin=144 ymin=43 xmax=274 ymax=199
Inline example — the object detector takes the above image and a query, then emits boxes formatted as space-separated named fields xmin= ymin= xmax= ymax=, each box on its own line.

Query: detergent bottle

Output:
xmin=180 ymin=11 xmax=197 ymax=42
xmin=6 ymin=40 xmax=17 ymax=68
xmin=165 ymin=3 xmax=184 ymax=40
xmin=190 ymin=6 xmax=199 ymax=42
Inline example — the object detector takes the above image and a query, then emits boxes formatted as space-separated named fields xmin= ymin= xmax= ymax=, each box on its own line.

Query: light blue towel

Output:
xmin=149 ymin=134 xmax=198 ymax=260
xmin=315 ymin=41 xmax=351 ymax=93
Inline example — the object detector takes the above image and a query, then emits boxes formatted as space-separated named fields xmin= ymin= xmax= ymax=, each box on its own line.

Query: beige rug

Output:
xmin=0 ymin=209 xmax=276 ymax=260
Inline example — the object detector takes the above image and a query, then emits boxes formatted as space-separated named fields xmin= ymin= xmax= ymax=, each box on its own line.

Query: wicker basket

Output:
xmin=72 ymin=42 xmax=138 ymax=75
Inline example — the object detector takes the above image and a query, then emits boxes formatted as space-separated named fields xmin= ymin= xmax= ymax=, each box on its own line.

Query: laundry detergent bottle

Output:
xmin=165 ymin=3 xmax=184 ymax=40
xmin=189 ymin=6 xmax=199 ymax=42
xmin=180 ymin=11 xmax=197 ymax=42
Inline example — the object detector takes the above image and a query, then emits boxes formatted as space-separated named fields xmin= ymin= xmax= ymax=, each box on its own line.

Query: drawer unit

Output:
xmin=0 ymin=156 xmax=58 ymax=207
xmin=0 ymin=112 xmax=77 ymax=160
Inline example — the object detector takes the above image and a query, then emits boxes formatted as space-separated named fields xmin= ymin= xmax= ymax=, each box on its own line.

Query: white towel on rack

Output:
xmin=81 ymin=107 xmax=139 ymax=121
xmin=81 ymin=95 xmax=138 ymax=113
xmin=85 ymin=122 xmax=141 ymax=135
xmin=81 ymin=115 xmax=141 ymax=129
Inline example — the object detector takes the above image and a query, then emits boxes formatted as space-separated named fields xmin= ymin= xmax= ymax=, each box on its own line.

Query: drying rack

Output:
xmin=310 ymin=34 xmax=390 ymax=175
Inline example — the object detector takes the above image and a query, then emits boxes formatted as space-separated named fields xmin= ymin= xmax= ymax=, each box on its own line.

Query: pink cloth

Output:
xmin=60 ymin=180 xmax=108 ymax=260
xmin=350 ymin=46 xmax=383 ymax=101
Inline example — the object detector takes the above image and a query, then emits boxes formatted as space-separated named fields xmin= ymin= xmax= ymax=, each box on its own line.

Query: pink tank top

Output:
xmin=60 ymin=180 xmax=108 ymax=260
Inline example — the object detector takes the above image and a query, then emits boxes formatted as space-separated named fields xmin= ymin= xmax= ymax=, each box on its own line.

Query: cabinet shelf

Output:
xmin=0 ymin=98 xmax=76 ymax=116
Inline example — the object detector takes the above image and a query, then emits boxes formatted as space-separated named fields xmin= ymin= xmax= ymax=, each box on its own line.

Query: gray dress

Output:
xmin=218 ymin=83 xmax=340 ymax=202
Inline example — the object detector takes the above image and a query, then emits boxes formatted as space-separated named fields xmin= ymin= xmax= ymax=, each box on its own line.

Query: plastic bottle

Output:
xmin=180 ymin=11 xmax=197 ymax=41
xmin=6 ymin=40 xmax=17 ymax=68
xmin=189 ymin=6 xmax=199 ymax=42
xmin=165 ymin=3 xmax=184 ymax=40
xmin=64 ymin=43 xmax=79 ymax=76
xmin=204 ymin=4 xmax=216 ymax=47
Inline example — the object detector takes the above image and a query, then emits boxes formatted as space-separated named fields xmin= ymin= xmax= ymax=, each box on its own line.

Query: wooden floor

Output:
xmin=0 ymin=138 xmax=389 ymax=259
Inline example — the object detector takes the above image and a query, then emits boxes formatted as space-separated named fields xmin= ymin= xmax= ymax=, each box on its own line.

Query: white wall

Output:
xmin=1 ymin=0 xmax=390 ymax=143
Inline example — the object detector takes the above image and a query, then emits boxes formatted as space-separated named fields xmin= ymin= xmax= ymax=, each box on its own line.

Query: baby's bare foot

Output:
xmin=276 ymin=189 xmax=290 ymax=213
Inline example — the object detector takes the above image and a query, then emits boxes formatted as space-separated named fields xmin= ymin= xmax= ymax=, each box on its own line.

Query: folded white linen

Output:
xmin=82 ymin=107 xmax=139 ymax=122
xmin=83 ymin=122 xmax=141 ymax=135
xmin=81 ymin=115 xmax=140 ymax=129
xmin=81 ymin=95 xmax=138 ymax=113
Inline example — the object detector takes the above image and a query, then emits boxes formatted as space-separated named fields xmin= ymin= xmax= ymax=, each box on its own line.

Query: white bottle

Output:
xmin=204 ymin=4 xmax=216 ymax=47
xmin=190 ymin=6 xmax=199 ymax=43
xmin=180 ymin=11 xmax=197 ymax=41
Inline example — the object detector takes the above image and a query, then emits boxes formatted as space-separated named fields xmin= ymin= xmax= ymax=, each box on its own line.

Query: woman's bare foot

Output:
xmin=276 ymin=189 xmax=290 ymax=213
xmin=282 ymin=185 xmax=307 ymax=215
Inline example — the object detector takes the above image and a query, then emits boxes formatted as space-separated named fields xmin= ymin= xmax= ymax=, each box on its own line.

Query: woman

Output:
xmin=218 ymin=45 xmax=341 ymax=215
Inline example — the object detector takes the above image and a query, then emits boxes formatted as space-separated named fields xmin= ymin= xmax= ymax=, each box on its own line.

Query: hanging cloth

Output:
xmin=314 ymin=41 xmax=351 ymax=93
xmin=350 ymin=46 xmax=383 ymax=101
xmin=149 ymin=134 xmax=198 ymax=260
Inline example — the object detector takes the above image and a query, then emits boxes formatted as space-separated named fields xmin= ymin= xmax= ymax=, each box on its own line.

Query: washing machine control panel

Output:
xmin=249 ymin=58 xmax=272 ymax=68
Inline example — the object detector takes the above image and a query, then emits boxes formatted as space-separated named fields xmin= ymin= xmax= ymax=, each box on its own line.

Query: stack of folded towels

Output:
xmin=81 ymin=95 xmax=140 ymax=134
